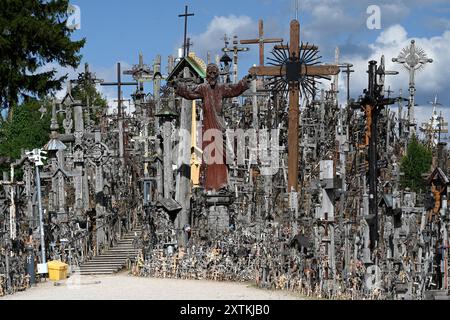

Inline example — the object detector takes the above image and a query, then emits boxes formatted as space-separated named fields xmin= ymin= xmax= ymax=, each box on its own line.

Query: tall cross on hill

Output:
xmin=178 ymin=5 xmax=195 ymax=58
xmin=249 ymin=19 xmax=340 ymax=192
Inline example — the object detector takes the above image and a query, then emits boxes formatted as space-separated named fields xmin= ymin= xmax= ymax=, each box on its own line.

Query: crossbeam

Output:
xmin=249 ymin=65 xmax=340 ymax=77
xmin=274 ymin=44 xmax=318 ymax=51
xmin=240 ymin=19 xmax=283 ymax=66
xmin=101 ymin=63 xmax=137 ymax=118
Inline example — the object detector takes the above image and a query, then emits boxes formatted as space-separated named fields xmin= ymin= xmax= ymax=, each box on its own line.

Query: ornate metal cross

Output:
xmin=392 ymin=40 xmax=433 ymax=134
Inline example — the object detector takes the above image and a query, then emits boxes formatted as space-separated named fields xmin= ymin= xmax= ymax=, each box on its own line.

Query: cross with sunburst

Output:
xmin=393 ymin=40 xmax=433 ymax=87
xmin=392 ymin=40 xmax=433 ymax=134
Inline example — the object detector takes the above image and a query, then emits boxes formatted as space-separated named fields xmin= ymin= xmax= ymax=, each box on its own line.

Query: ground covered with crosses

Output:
xmin=1 ymin=3 xmax=449 ymax=301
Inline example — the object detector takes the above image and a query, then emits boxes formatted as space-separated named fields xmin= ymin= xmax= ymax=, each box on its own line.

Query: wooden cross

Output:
xmin=101 ymin=62 xmax=137 ymax=118
xmin=240 ymin=19 xmax=283 ymax=66
xmin=101 ymin=62 xmax=137 ymax=159
xmin=248 ymin=20 xmax=339 ymax=192
xmin=123 ymin=53 xmax=153 ymax=91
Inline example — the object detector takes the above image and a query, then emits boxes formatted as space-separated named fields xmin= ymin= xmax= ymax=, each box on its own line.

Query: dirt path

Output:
xmin=1 ymin=272 xmax=302 ymax=300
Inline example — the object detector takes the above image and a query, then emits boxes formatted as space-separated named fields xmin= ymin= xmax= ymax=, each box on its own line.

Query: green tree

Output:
xmin=400 ymin=135 xmax=432 ymax=192
xmin=0 ymin=0 xmax=85 ymax=119
xmin=71 ymin=71 xmax=108 ymax=124
xmin=0 ymin=99 xmax=51 ymax=172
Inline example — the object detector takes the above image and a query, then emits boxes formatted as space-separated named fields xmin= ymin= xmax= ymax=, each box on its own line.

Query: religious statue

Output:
xmin=172 ymin=63 xmax=253 ymax=191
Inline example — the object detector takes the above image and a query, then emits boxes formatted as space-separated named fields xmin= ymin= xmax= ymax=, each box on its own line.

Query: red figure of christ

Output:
xmin=175 ymin=63 xmax=251 ymax=191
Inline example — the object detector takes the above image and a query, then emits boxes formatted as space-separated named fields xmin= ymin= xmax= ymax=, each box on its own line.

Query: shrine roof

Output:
xmin=166 ymin=56 xmax=206 ymax=81
xmin=427 ymin=167 xmax=449 ymax=185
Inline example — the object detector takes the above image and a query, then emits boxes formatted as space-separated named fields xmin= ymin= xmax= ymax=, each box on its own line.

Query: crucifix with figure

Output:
xmin=248 ymin=19 xmax=340 ymax=192
xmin=172 ymin=64 xmax=253 ymax=192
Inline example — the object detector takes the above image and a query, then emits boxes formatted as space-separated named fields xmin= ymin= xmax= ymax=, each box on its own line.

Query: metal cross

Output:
xmin=339 ymin=63 xmax=354 ymax=104
xmin=178 ymin=5 xmax=195 ymax=58
xmin=392 ymin=40 xmax=433 ymax=134
xmin=393 ymin=40 xmax=433 ymax=87
xmin=185 ymin=37 xmax=193 ymax=56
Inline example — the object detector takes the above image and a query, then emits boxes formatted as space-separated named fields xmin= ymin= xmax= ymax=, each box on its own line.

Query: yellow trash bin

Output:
xmin=47 ymin=260 xmax=68 ymax=281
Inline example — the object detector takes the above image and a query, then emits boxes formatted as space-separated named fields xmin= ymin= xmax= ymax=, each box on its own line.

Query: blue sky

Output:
xmin=61 ymin=0 xmax=450 ymax=127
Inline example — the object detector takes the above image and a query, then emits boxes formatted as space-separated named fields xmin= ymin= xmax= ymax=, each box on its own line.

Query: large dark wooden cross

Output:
xmin=240 ymin=19 xmax=283 ymax=66
xmin=178 ymin=5 xmax=195 ymax=58
xmin=101 ymin=63 xmax=137 ymax=159
xmin=101 ymin=63 xmax=138 ymax=118
xmin=249 ymin=20 xmax=339 ymax=192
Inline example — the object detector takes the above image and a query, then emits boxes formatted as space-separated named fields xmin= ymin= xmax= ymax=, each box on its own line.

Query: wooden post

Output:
xmin=154 ymin=55 xmax=164 ymax=199
xmin=175 ymin=67 xmax=193 ymax=246
xmin=288 ymin=20 xmax=300 ymax=192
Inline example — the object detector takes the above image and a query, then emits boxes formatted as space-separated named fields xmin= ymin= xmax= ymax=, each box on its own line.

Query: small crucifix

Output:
xmin=123 ymin=53 xmax=153 ymax=91
xmin=223 ymin=35 xmax=249 ymax=84
xmin=249 ymin=19 xmax=339 ymax=192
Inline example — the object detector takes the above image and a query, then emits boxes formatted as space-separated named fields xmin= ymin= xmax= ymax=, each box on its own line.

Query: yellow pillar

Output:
xmin=190 ymin=100 xmax=201 ymax=186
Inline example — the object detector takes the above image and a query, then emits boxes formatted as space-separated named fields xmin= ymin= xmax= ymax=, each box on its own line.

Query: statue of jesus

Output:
xmin=173 ymin=63 xmax=253 ymax=191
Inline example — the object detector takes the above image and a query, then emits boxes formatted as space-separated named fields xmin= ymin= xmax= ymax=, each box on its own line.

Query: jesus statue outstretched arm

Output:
xmin=221 ymin=77 xmax=251 ymax=98
xmin=175 ymin=83 xmax=203 ymax=100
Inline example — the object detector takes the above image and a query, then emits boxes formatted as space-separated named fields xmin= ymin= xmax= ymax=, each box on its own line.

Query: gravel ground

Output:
xmin=1 ymin=272 xmax=302 ymax=300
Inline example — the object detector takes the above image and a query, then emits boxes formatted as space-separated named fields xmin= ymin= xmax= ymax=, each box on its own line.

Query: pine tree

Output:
xmin=0 ymin=0 xmax=85 ymax=119
xmin=71 ymin=69 xmax=107 ymax=125
xmin=400 ymin=135 xmax=433 ymax=192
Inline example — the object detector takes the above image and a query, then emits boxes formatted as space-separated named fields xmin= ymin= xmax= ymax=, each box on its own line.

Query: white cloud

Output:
xmin=190 ymin=15 xmax=257 ymax=62
xmin=301 ymin=4 xmax=361 ymax=42
xmin=374 ymin=24 xmax=408 ymax=46
xmin=429 ymin=17 xmax=450 ymax=30
xmin=338 ymin=25 xmax=450 ymax=114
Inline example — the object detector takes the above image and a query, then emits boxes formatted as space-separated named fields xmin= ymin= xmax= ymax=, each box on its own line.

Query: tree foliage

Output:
xmin=0 ymin=79 xmax=107 ymax=172
xmin=400 ymin=135 xmax=432 ymax=192
xmin=0 ymin=99 xmax=51 ymax=172
xmin=0 ymin=0 xmax=85 ymax=118
xmin=71 ymin=72 xmax=108 ymax=124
